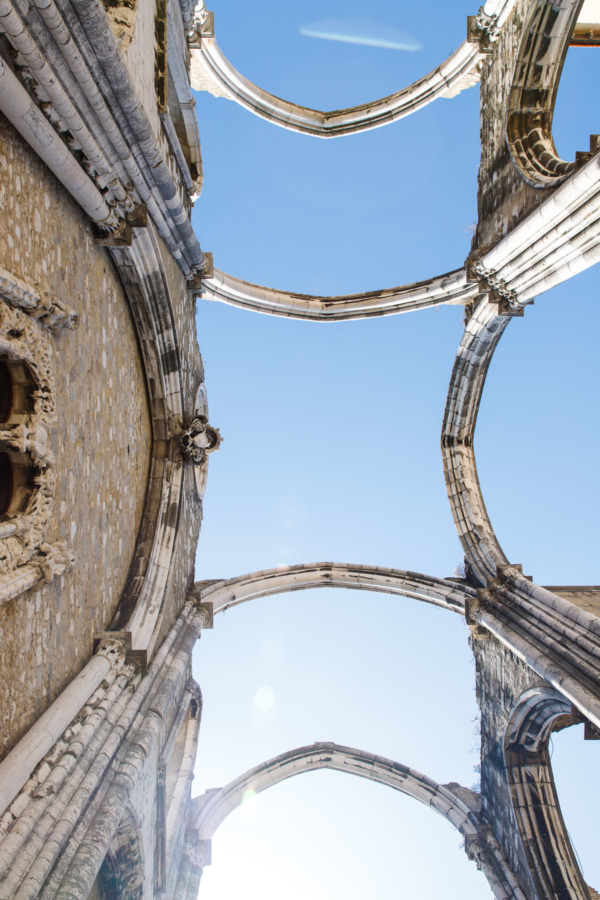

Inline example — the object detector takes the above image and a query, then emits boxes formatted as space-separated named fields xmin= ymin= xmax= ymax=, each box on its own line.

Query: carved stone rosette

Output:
xmin=0 ymin=302 xmax=58 ymax=575
xmin=180 ymin=416 xmax=222 ymax=467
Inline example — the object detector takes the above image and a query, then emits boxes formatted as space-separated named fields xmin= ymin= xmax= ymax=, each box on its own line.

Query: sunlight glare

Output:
xmin=254 ymin=685 xmax=276 ymax=712
xmin=240 ymin=787 xmax=258 ymax=820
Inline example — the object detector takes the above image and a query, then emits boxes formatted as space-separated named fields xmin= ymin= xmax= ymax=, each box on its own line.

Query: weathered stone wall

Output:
xmin=476 ymin=0 xmax=542 ymax=250
xmin=473 ymin=632 xmax=544 ymax=897
xmin=548 ymin=586 xmax=600 ymax=618
xmin=0 ymin=114 xmax=151 ymax=758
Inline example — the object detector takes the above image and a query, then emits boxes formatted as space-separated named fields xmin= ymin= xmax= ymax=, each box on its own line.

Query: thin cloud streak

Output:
xmin=300 ymin=18 xmax=422 ymax=52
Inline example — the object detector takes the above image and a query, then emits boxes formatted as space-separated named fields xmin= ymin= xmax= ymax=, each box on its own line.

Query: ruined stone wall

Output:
xmin=0 ymin=115 xmax=151 ymax=758
xmin=473 ymin=632 xmax=544 ymax=896
xmin=476 ymin=0 xmax=542 ymax=250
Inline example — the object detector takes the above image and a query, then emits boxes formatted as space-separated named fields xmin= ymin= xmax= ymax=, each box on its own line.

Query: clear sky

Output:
xmin=191 ymin=2 xmax=600 ymax=896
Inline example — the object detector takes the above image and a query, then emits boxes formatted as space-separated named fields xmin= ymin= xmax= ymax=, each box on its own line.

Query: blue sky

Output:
xmin=191 ymin=2 xmax=600 ymax=896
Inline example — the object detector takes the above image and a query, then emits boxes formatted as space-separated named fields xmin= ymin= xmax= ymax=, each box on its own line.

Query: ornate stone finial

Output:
xmin=180 ymin=415 xmax=222 ymax=466
xmin=467 ymin=8 xmax=501 ymax=52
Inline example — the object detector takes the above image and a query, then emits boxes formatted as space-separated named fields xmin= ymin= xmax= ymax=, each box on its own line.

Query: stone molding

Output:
xmin=0 ymin=265 xmax=78 ymax=332
xmin=0 ymin=603 xmax=201 ymax=896
xmin=0 ymin=0 xmax=203 ymax=273
xmin=105 ymin=225 xmax=204 ymax=655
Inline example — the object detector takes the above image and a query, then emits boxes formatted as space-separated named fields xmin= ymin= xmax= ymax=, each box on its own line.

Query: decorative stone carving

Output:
xmin=0 ymin=303 xmax=58 ymax=576
xmin=180 ymin=415 xmax=222 ymax=466
xmin=35 ymin=540 xmax=75 ymax=583
xmin=11 ymin=56 xmax=135 ymax=231
xmin=102 ymin=0 xmax=138 ymax=50
xmin=467 ymin=8 xmax=501 ymax=53
xmin=0 ymin=265 xmax=78 ymax=333
xmin=188 ymin=5 xmax=214 ymax=45
xmin=470 ymin=261 xmax=530 ymax=316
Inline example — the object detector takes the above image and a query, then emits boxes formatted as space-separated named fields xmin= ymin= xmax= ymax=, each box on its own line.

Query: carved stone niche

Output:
xmin=102 ymin=0 xmax=138 ymax=50
xmin=0 ymin=302 xmax=57 ymax=574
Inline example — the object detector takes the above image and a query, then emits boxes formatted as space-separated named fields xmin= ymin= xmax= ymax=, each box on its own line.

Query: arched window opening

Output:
xmin=550 ymin=722 xmax=600 ymax=892
xmin=0 ymin=359 xmax=33 ymax=424
xmin=3 ymin=452 xmax=33 ymax=517
xmin=0 ymin=359 xmax=37 ymax=520
xmin=553 ymin=0 xmax=600 ymax=160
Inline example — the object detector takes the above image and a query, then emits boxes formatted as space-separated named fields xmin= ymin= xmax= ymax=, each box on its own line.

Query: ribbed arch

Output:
xmin=504 ymin=687 xmax=591 ymax=899
xmin=190 ymin=743 xmax=526 ymax=899
xmin=201 ymin=267 xmax=478 ymax=321
xmin=189 ymin=0 xmax=518 ymax=137
xmin=507 ymin=0 xmax=584 ymax=186
xmin=193 ymin=561 xmax=476 ymax=616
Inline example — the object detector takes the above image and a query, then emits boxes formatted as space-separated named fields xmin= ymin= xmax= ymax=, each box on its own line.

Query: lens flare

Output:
xmin=254 ymin=685 xmax=275 ymax=712
xmin=240 ymin=787 xmax=257 ymax=820
xmin=300 ymin=18 xmax=422 ymax=52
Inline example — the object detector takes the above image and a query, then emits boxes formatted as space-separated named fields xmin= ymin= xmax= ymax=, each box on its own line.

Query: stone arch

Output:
xmin=200 ymin=266 xmax=479 ymax=321
xmin=190 ymin=742 xmax=526 ymax=900
xmin=188 ymin=0 xmax=518 ymax=137
xmin=193 ymin=561 xmax=476 ymax=617
xmin=106 ymin=226 xmax=207 ymax=657
xmin=441 ymin=293 xmax=600 ymax=729
xmin=94 ymin=807 xmax=145 ymax=900
xmin=504 ymin=687 xmax=593 ymax=899
xmin=506 ymin=0 xmax=584 ymax=186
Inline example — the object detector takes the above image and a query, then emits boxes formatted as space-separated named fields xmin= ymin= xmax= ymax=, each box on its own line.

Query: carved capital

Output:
xmin=94 ymin=630 xmax=147 ymax=675
xmin=469 ymin=260 xmax=534 ymax=317
xmin=465 ymin=589 xmax=491 ymax=637
xmin=93 ymin=217 xmax=132 ymax=247
xmin=187 ymin=252 xmax=214 ymax=293
xmin=496 ymin=563 xmax=532 ymax=583
xmin=188 ymin=9 xmax=214 ymax=46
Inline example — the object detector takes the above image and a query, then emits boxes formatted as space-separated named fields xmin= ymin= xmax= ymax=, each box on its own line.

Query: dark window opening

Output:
xmin=0 ymin=454 xmax=14 ymax=516
xmin=0 ymin=363 xmax=13 ymax=423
